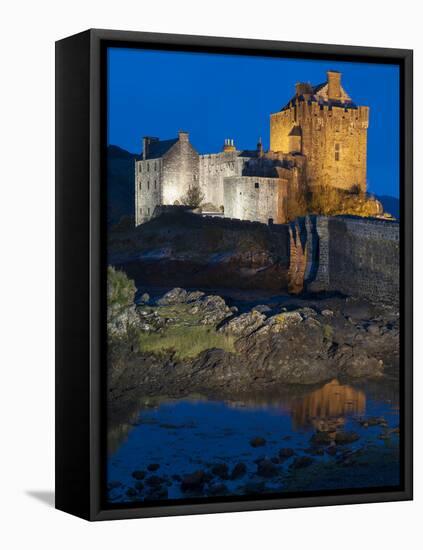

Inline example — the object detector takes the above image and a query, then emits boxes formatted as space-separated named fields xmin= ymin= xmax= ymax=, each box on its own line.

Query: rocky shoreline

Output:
xmin=108 ymin=284 xmax=400 ymax=418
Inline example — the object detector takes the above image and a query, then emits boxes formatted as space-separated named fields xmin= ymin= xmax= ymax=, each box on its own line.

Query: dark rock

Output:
xmin=250 ymin=437 xmax=266 ymax=448
xmin=291 ymin=456 xmax=314 ymax=469
xmin=358 ymin=416 xmax=388 ymax=428
xmin=256 ymin=459 xmax=279 ymax=478
xmin=145 ymin=475 xmax=165 ymax=487
xmin=335 ymin=431 xmax=360 ymax=445
xmin=134 ymin=481 xmax=144 ymax=492
xmin=181 ymin=470 xmax=207 ymax=493
xmin=147 ymin=463 xmax=160 ymax=471
xmin=126 ymin=487 xmax=137 ymax=497
xmin=278 ymin=447 xmax=295 ymax=460
xmin=211 ymin=463 xmax=229 ymax=480
xmin=131 ymin=470 xmax=146 ymax=480
xmin=230 ymin=462 xmax=247 ymax=480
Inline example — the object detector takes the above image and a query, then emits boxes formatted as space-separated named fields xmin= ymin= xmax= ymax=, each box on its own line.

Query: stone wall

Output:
xmin=224 ymin=176 xmax=289 ymax=225
xmin=135 ymin=158 xmax=163 ymax=225
xmin=327 ymin=216 xmax=400 ymax=304
xmin=302 ymin=215 xmax=399 ymax=304
xmin=199 ymin=152 xmax=250 ymax=209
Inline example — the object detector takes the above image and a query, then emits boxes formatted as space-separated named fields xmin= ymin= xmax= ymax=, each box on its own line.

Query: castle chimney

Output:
xmin=223 ymin=138 xmax=236 ymax=152
xmin=327 ymin=71 xmax=341 ymax=100
xmin=257 ymin=136 xmax=263 ymax=157
xmin=178 ymin=130 xmax=189 ymax=142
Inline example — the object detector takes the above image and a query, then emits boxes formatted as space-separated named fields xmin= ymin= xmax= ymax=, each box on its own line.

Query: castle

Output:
xmin=135 ymin=71 xmax=370 ymax=226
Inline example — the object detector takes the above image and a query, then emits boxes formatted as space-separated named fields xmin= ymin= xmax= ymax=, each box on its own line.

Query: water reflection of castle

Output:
xmin=291 ymin=379 xmax=366 ymax=430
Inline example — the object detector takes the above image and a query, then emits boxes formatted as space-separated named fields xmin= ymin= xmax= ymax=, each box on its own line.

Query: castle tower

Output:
xmin=270 ymin=71 xmax=368 ymax=193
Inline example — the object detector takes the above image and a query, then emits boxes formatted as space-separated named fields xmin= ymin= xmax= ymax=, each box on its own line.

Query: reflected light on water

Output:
xmin=291 ymin=379 xmax=366 ymax=430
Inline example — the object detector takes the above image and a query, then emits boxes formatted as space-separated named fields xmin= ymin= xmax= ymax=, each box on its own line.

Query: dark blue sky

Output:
xmin=108 ymin=47 xmax=400 ymax=198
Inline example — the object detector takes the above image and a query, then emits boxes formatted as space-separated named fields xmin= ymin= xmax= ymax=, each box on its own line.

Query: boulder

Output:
xmin=220 ymin=310 xmax=266 ymax=337
xmin=211 ymin=463 xmax=229 ymax=480
xmin=335 ymin=431 xmax=360 ymax=445
xmin=131 ymin=470 xmax=146 ymax=480
xmin=180 ymin=470 xmax=207 ymax=493
xmin=230 ymin=462 xmax=247 ymax=480
xmin=256 ymin=459 xmax=279 ymax=478
xmin=139 ymin=292 xmax=150 ymax=304
xmin=157 ymin=288 xmax=188 ymax=305
xmin=278 ymin=448 xmax=295 ymax=460
xmin=250 ymin=437 xmax=266 ymax=448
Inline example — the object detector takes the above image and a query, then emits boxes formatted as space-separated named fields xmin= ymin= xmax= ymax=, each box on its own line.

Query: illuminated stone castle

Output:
xmin=135 ymin=71 xmax=370 ymax=226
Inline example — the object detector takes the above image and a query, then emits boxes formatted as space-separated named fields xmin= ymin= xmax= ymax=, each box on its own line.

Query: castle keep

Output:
xmin=135 ymin=71 xmax=369 ymax=226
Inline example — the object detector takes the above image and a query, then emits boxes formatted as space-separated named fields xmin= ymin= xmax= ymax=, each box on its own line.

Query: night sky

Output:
xmin=107 ymin=47 xmax=400 ymax=198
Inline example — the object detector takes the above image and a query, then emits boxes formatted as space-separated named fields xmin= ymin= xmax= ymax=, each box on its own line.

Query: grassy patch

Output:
xmin=138 ymin=325 xmax=236 ymax=360
xmin=322 ymin=324 xmax=334 ymax=340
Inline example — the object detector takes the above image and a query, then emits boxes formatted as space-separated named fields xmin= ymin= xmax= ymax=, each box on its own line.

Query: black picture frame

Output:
xmin=55 ymin=28 xmax=413 ymax=521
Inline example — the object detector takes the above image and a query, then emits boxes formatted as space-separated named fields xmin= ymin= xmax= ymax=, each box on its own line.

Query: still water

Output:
xmin=107 ymin=379 xmax=400 ymax=503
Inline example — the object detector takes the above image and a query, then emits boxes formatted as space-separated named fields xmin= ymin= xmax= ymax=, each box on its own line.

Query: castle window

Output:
xmin=154 ymin=180 xmax=157 ymax=189
xmin=147 ymin=207 xmax=150 ymax=215
xmin=140 ymin=207 xmax=142 ymax=215
xmin=255 ymin=182 xmax=260 ymax=189
xmin=335 ymin=143 xmax=340 ymax=161
xmin=139 ymin=181 xmax=142 ymax=191
xmin=147 ymin=164 xmax=150 ymax=172
xmin=139 ymin=164 xmax=142 ymax=173
xmin=147 ymin=181 xmax=150 ymax=190
xmin=154 ymin=162 xmax=157 ymax=170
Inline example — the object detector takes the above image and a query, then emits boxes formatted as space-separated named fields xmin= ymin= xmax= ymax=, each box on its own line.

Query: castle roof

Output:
xmin=279 ymin=79 xmax=357 ymax=112
xmin=144 ymin=138 xmax=178 ymax=159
